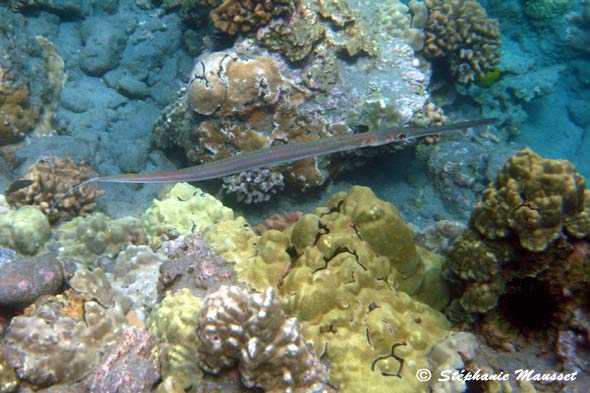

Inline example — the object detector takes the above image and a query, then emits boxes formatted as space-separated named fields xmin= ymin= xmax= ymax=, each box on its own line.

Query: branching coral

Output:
xmin=5 ymin=157 xmax=104 ymax=223
xmin=196 ymin=285 xmax=330 ymax=392
xmin=222 ymin=168 xmax=285 ymax=204
xmin=210 ymin=0 xmax=297 ymax=35
xmin=423 ymin=0 xmax=501 ymax=84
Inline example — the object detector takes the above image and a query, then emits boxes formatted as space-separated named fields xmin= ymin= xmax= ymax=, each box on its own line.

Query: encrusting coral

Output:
xmin=422 ymin=0 xmax=501 ymax=84
xmin=4 ymin=156 xmax=104 ymax=223
xmin=2 ymin=268 xmax=128 ymax=387
xmin=222 ymin=168 xmax=285 ymax=204
xmin=196 ymin=285 xmax=330 ymax=392
xmin=446 ymin=149 xmax=590 ymax=343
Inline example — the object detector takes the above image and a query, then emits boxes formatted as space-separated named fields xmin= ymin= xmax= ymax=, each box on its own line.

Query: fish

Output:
xmin=50 ymin=118 xmax=498 ymax=212
xmin=5 ymin=179 xmax=34 ymax=195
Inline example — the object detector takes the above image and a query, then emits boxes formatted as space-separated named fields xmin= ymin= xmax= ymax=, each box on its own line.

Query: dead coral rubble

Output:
xmin=196 ymin=285 xmax=331 ymax=392
xmin=5 ymin=156 xmax=104 ymax=223
xmin=423 ymin=0 xmax=501 ymax=84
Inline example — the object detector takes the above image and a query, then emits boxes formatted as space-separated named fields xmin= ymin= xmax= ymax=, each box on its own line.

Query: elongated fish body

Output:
xmin=50 ymin=118 xmax=498 ymax=211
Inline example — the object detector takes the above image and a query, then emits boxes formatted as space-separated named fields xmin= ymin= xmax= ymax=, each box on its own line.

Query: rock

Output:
xmin=0 ymin=254 xmax=64 ymax=309
xmin=79 ymin=17 xmax=128 ymax=76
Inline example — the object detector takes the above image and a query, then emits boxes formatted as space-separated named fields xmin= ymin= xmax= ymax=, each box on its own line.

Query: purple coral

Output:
xmin=222 ymin=168 xmax=284 ymax=204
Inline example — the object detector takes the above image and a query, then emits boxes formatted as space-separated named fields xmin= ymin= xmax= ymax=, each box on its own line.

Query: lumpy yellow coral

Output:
xmin=143 ymin=183 xmax=234 ymax=247
xmin=147 ymin=288 xmax=203 ymax=389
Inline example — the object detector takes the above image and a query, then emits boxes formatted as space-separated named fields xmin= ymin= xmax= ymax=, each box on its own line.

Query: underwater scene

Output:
xmin=0 ymin=0 xmax=589 ymax=391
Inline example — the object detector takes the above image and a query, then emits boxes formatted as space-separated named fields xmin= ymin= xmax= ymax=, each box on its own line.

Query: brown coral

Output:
xmin=5 ymin=156 xmax=105 ymax=223
xmin=423 ymin=0 xmax=501 ymax=84
xmin=471 ymin=148 xmax=589 ymax=252
xmin=210 ymin=0 xmax=296 ymax=35
xmin=446 ymin=149 xmax=590 ymax=343
xmin=196 ymin=285 xmax=331 ymax=392
xmin=0 ymin=65 xmax=38 ymax=146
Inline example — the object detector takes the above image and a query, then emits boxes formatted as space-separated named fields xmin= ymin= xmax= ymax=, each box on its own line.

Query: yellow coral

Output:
xmin=147 ymin=288 xmax=203 ymax=389
xmin=142 ymin=183 xmax=234 ymax=247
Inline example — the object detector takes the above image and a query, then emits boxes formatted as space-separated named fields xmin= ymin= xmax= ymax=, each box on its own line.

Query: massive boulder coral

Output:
xmin=471 ymin=148 xmax=589 ymax=252
xmin=5 ymin=156 xmax=105 ymax=223
xmin=196 ymin=285 xmax=330 ymax=392
xmin=0 ymin=206 xmax=50 ymax=255
xmin=422 ymin=0 xmax=501 ymax=84
xmin=56 ymin=213 xmax=147 ymax=262
xmin=142 ymin=183 xmax=234 ymax=247
xmin=147 ymin=288 xmax=204 ymax=389
xmin=446 ymin=149 xmax=590 ymax=342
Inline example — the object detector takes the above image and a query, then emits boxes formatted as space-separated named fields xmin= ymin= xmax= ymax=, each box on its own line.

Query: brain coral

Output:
xmin=5 ymin=156 xmax=104 ymax=223
xmin=423 ymin=0 xmax=501 ymax=84
xmin=446 ymin=149 xmax=590 ymax=342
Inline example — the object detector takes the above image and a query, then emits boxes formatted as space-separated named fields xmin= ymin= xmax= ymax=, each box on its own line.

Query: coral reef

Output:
xmin=56 ymin=213 xmax=146 ymax=262
xmin=204 ymin=187 xmax=452 ymax=391
xmin=0 ymin=66 xmax=37 ymax=146
xmin=523 ymin=0 xmax=572 ymax=19
xmin=2 ymin=268 xmax=128 ymax=387
xmin=210 ymin=0 xmax=297 ymax=35
xmin=0 ymin=347 xmax=18 ymax=393
xmin=153 ymin=0 xmax=434 ymax=194
xmin=0 ymin=206 xmax=50 ymax=255
xmin=142 ymin=183 xmax=234 ymax=248
xmin=446 ymin=149 xmax=590 ymax=343
xmin=147 ymin=288 xmax=204 ymax=389
xmin=423 ymin=0 xmax=501 ymax=84
xmin=196 ymin=285 xmax=330 ymax=392
xmin=222 ymin=168 xmax=285 ymax=204
xmin=5 ymin=157 xmax=104 ymax=223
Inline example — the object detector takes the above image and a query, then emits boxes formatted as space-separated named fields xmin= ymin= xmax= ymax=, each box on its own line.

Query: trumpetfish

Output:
xmin=50 ymin=118 xmax=498 ymax=211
